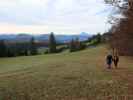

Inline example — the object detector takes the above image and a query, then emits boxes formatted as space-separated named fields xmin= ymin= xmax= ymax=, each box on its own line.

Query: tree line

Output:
xmin=0 ymin=37 xmax=37 ymax=57
xmin=1 ymin=32 xmax=99 ymax=58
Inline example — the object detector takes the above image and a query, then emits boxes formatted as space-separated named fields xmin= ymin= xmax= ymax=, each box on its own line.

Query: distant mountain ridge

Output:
xmin=0 ymin=32 xmax=91 ymax=43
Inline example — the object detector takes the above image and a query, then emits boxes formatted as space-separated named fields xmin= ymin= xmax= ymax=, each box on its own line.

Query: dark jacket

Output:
xmin=106 ymin=55 xmax=113 ymax=65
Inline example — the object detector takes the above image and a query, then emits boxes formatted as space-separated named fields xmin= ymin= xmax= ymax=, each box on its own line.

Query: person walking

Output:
xmin=113 ymin=54 xmax=119 ymax=68
xmin=106 ymin=53 xmax=113 ymax=69
xmin=112 ymin=48 xmax=119 ymax=69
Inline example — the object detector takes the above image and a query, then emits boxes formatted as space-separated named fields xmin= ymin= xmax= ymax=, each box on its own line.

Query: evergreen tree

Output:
xmin=96 ymin=33 xmax=101 ymax=44
xmin=30 ymin=37 xmax=37 ymax=55
xmin=79 ymin=42 xmax=87 ymax=50
xmin=7 ymin=47 xmax=16 ymax=57
xmin=49 ymin=32 xmax=57 ymax=53
xmin=0 ymin=40 xmax=7 ymax=57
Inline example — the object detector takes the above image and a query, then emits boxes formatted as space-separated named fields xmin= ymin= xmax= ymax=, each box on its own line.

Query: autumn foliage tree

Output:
xmin=69 ymin=38 xmax=86 ymax=52
xmin=105 ymin=0 xmax=133 ymax=56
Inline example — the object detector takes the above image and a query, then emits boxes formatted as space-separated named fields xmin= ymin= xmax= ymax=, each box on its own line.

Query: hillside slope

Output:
xmin=0 ymin=45 xmax=133 ymax=100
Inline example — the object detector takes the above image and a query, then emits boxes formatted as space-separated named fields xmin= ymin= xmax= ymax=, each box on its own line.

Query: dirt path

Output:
xmin=110 ymin=66 xmax=133 ymax=99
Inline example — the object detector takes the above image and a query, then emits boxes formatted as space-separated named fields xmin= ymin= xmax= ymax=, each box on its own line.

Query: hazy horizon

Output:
xmin=0 ymin=32 xmax=91 ymax=35
xmin=0 ymin=0 xmax=114 ymax=35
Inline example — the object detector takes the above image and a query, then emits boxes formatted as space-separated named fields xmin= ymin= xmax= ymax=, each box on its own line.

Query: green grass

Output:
xmin=0 ymin=45 xmax=133 ymax=100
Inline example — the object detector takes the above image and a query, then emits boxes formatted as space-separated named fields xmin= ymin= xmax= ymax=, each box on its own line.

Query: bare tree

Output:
xmin=105 ymin=0 xmax=133 ymax=55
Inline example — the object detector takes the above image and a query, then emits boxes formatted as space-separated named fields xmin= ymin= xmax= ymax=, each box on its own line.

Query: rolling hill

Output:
xmin=0 ymin=32 xmax=91 ymax=43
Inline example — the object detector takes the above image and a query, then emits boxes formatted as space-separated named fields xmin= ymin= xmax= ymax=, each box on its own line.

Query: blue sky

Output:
xmin=0 ymin=0 xmax=114 ymax=34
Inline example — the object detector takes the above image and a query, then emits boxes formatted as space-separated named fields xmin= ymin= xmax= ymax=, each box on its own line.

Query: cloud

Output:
xmin=0 ymin=0 xmax=113 ymax=34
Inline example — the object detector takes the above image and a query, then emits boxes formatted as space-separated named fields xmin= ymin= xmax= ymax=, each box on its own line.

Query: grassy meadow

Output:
xmin=0 ymin=45 xmax=133 ymax=100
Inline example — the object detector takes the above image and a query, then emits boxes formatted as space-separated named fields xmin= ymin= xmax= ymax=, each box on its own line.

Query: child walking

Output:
xmin=112 ymin=48 xmax=119 ymax=68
